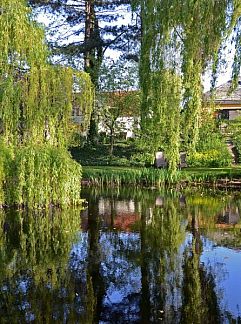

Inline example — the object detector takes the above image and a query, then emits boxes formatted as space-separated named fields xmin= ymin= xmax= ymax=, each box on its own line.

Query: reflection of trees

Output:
xmin=82 ymin=189 xmax=241 ymax=322
xmin=83 ymin=189 xmax=191 ymax=322
xmin=81 ymin=187 xmax=144 ymax=322
xmin=2 ymin=188 xmax=241 ymax=322
xmin=181 ymin=214 xmax=221 ymax=324
xmin=82 ymin=186 xmax=157 ymax=206
xmin=86 ymin=194 xmax=105 ymax=323
xmin=139 ymin=196 xmax=186 ymax=323
xmin=140 ymin=208 xmax=151 ymax=323
xmin=186 ymin=191 xmax=241 ymax=249
xmin=82 ymin=188 xmax=189 ymax=322
xmin=0 ymin=208 xmax=81 ymax=322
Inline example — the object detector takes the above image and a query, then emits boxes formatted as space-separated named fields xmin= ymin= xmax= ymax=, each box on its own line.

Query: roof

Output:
xmin=205 ymin=80 xmax=241 ymax=105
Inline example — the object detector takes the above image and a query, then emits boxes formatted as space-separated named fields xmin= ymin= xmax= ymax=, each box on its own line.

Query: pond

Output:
xmin=1 ymin=187 xmax=241 ymax=323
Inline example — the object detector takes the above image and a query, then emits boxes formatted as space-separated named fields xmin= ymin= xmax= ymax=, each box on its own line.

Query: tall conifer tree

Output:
xmin=29 ymin=0 xmax=140 ymax=141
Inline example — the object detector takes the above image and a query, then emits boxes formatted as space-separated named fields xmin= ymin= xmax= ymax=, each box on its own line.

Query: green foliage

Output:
xmin=187 ymin=115 xmax=232 ymax=167
xmin=0 ymin=0 xmax=93 ymax=207
xmin=187 ymin=149 xmax=232 ymax=168
xmin=196 ymin=116 xmax=224 ymax=151
xmin=108 ymin=157 xmax=131 ymax=166
xmin=0 ymin=64 xmax=93 ymax=147
xmin=0 ymin=143 xmax=82 ymax=208
xmin=130 ymin=152 xmax=154 ymax=167
xmin=0 ymin=142 xmax=14 ymax=206
xmin=138 ymin=0 xmax=241 ymax=172
xmin=139 ymin=70 xmax=181 ymax=172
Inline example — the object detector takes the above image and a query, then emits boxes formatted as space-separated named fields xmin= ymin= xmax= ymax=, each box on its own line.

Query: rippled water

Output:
xmin=1 ymin=187 xmax=241 ymax=323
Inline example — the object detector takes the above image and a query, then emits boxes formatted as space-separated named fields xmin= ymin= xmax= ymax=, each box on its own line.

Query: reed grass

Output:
xmin=82 ymin=166 xmax=241 ymax=188
xmin=82 ymin=166 xmax=186 ymax=187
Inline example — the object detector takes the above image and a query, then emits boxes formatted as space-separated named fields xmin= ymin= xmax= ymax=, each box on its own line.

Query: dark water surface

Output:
xmin=1 ymin=187 xmax=241 ymax=323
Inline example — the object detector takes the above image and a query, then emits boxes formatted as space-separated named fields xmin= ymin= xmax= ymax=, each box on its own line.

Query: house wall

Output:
xmin=229 ymin=110 xmax=241 ymax=120
xmin=98 ymin=116 xmax=140 ymax=139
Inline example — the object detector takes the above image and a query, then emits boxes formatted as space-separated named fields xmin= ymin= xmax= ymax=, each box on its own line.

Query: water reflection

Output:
xmin=0 ymin=187 xmax=241 ymax=323
xmin=0 ymin=208 xmax=81 ymax=322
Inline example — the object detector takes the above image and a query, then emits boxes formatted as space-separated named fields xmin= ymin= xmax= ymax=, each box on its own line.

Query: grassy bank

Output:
xmin=82 ymin=166 xmax=241 ymax=188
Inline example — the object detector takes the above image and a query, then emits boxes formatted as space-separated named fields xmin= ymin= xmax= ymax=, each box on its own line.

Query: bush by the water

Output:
xmin=130 ymin=152 xmax=154 ymax=167
xmin=0 ymin=143 xmax=82 ymax=208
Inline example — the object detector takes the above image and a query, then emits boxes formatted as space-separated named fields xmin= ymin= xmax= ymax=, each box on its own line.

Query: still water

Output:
xmin=1 ymin=187 xmax=241 ymax=323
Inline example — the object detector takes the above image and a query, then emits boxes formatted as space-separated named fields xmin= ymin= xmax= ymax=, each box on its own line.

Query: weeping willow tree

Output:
xmin=0 ymin=0 xmax=93 ymax=207
xmin=137 ymin=0 xmax=241 ymax=172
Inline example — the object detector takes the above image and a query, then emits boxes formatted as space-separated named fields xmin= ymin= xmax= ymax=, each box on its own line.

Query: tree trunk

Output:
xmin=84 ymin=0 xmax=95 ymax=75
xmin=84 ymin=0 xmax=103 ymax=144
xmin=109 ymin=127 xmax=114 ymax=156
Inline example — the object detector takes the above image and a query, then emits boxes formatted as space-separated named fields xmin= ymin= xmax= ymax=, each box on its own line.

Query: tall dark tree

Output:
xmin=29 ymin=0 xmax=140 ymax=142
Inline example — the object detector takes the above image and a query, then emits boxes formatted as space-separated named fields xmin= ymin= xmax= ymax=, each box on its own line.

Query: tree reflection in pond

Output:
xmin=1 ymin=187 xmax=241 ymax=322
xmin=0 ymin=208 xmax=81 ymax=322
xmin=181 ymin=214 xmax=221 ymax=324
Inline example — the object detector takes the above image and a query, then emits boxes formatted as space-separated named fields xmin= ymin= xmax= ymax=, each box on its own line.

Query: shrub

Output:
xmin=187 ymin=148 xmax=232 ymax=167
xmin=187 ymin=116 xmax=233 ymax=167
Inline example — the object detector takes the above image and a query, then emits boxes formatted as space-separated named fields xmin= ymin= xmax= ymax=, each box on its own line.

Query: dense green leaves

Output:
xmin=0 ymin=0 xmax=93 ymax=207
xmin=0 ymin=143 xmax=82 ymax=207
xmin=138 ymin=0 xmax=241 ymax=172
